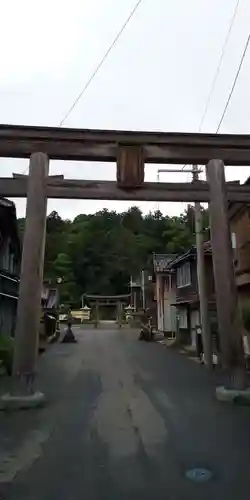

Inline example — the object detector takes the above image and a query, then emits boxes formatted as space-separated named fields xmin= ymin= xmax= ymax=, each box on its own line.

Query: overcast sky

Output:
xmin=0 ymin=0 xmax=250 ymax=219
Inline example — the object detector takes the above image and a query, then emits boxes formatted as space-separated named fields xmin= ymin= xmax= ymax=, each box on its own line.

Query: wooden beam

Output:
xmin=1 ymin=124 xmax=250 ymax=164
xmin=145 ymin=146 xmax=250 ymax=165
xmin=12 ymin=173 xmax=64 ymax=180
xmin=117 ymin=145 xmax=144 ymax=187
xmin=1 ymin=177 xmax=250 ymax=202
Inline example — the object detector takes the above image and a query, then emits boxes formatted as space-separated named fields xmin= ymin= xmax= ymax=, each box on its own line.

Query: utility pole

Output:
xmin=12 ymin=153 xmax=49 ymax=397
xmin=130 ymin=276 xmax=133 ymax=309
xmin=141 ymin=270 xmax=146 ymax=310
xmin=193 ymin=165 xmax=213 ymax=368
xmin=206 ymin=159 xmax=246 ymax=388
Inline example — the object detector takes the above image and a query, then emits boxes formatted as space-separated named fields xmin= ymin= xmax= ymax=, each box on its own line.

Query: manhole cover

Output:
xmin=185 ymin=468 xmax=212 ymax=483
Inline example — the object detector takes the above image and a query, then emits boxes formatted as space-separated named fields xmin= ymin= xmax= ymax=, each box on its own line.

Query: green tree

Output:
xmin=18 ymin=206 xmax=197 ymax=304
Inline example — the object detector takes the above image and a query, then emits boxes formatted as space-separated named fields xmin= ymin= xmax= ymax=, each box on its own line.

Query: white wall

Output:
xmin=156 ymin=273 xmax=177 ymax=334
xmin=164 ymin=273 xmax=177 ymax=334
xmin=190 ymin=308 xmax=200 ymax=347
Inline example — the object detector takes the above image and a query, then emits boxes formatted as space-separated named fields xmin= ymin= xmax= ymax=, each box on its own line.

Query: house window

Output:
xmin=177 ymin=308 xmax=188 ymax=328
xmin=231 ymin=232 xmax=237 ymax=250
xmin=231 ymin=232 xmax=238 ymax=264
xmin=177 ymin=262 xmax=191 ymax=288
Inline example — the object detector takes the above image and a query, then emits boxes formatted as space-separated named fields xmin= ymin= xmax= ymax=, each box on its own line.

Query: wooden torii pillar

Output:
xmin=2 ymin=152 xmax=49 ymax=407
xmin=206 ymin=159 xmax=246 ymax=387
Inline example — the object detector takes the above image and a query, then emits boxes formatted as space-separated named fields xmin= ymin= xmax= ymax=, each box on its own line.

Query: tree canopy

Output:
xmin=18 ymin=205 xmax=209 ymax=307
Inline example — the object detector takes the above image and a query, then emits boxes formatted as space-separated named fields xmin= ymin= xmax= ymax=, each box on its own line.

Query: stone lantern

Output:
xmin=125 ymin=304 xmax=133 ymax=323
xmin=81 ymin=304 xmax=91 ymax=322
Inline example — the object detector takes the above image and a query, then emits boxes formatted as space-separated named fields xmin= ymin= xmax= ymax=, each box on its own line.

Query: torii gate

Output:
xmin=0 ymin=124 xmax=249 ymax=404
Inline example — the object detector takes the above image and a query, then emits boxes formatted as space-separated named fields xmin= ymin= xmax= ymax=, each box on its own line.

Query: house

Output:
xmin=41 ymin=282 xmax=59 ymax=309
xmin=228 ymin=180 xmax=250 ymax=307
xmin=153 ymin=254 xmax=177 ymax=335
xmin=227 ymin=186 xmax=250 ymax=355
xmin=154 ymin=245 xmax=217 ymax=346
xmin=130 ymin=272 xmax=155 ymax=311
xmin=169 ymin=244 xmax=217 ymax=346
xmin=130 ymin=275 xmax=143 ymax=311
xmin=0 ymin=198 xmax=21 ymax=337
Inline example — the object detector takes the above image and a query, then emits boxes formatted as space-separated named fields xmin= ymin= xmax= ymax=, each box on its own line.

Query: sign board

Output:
xmin=71 ymin=309 xmax=91 ymax=321
xmin=153 ymin=254 xmax=176 ymax=273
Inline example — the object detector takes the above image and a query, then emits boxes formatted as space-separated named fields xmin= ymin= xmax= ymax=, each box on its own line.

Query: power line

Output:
xmin=59 ymin=0 xmax=144 ymax=127
xmin=216 ymin=32 xmax=250 ymax=133
xmin=181 ymin=0 xmax=241 ymax=172
xmin=180 ymin=32 xmax=250 ymax=175
xmin=20 ymin=0 xmax=143 ymax=175
xmin=198 ymin=0 xmax=240 ymax=132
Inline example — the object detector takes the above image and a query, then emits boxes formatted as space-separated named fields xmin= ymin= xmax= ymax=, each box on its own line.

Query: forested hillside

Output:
xmin=18 ymin=206 xmax=209 ymax=306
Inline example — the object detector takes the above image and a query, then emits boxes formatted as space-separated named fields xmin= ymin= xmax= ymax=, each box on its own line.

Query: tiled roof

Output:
xmin=169 ymin=241 xmax=212 ymax=268
xmin=0 ymin=198 xmax=15 ymax=208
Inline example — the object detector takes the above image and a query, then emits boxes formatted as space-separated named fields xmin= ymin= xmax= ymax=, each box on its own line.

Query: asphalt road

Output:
xmin=2 ymin=327 xmax=250 ymax=500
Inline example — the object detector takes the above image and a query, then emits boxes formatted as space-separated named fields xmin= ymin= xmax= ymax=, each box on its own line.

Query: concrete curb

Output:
xmin=0 ymin=391 xmax=45 ymax=411
xmin=216 ymin=385 xmax=250 ymax=405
